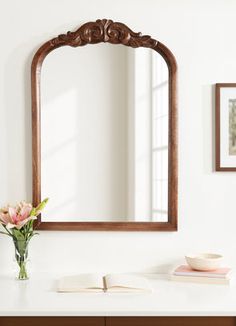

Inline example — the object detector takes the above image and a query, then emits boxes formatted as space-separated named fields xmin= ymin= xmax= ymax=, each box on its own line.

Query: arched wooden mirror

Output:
xmin=31 ymin=19 xmax=177 ymax=231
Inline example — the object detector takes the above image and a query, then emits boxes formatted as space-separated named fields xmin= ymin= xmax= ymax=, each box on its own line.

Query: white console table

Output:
xmin=0 ymin=273 xmax=235 ymax=325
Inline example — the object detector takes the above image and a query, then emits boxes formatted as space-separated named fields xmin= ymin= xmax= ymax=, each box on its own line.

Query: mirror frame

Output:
xmin=31 ymin=19 xmax=178 ymax=231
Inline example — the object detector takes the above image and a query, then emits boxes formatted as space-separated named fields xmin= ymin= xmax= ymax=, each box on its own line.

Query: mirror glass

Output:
xmin=41 ymin=44 xmax=169 ymax=222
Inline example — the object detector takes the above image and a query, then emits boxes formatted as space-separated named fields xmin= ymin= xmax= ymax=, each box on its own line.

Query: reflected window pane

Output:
xmin=152 ymin=180 xmax=168 ymax=211
xmin=151 ymin=51 xmax=169 ymax=221
xmin=152 ymin=86 xmax=169 ymax=119
xmin=153 ymin=149 xmax=168 ymax=181
xmin=153 ymin=116 xmax=168 ymax=148
xmin=152 ymin=51 xmax=168 ymax=88
xmin=152 ymin=211 xmax=168 ymax=222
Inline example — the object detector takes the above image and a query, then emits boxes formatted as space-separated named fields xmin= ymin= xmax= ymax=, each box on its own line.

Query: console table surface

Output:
xmin=0 ymin=273 xmax=235 ymax=316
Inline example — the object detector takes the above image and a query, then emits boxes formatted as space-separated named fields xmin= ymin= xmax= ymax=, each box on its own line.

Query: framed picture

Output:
xmin=216 ymin=83 xmax=236 ymax=171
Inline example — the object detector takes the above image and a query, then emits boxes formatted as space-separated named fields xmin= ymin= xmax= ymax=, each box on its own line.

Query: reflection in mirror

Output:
xmin=41 ymin=44 xmax=168 ymax=222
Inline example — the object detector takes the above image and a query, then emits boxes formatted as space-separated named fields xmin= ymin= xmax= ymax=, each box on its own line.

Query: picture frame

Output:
xmin=216 ymin=83 xmax=236 ymax=171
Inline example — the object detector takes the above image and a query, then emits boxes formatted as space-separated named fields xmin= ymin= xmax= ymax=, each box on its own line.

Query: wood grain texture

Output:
xmin=106 ymin=317 xmax=236 ymax=326
xmin=0 ymin=317 xmax=104 ymax=326
xmin=215 ymin=83 xmax=236 ymax=171
xmin=36 ymin=221 xmax=177 ymax=231
xmin=31 ymin=19 xmax=178 ymax=231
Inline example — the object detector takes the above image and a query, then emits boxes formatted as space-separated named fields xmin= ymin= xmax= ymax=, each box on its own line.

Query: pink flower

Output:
xmin=0 ymin=207 xmax=12 ymax=225
xmin=0 ymin=202 xmax=36 ymax=230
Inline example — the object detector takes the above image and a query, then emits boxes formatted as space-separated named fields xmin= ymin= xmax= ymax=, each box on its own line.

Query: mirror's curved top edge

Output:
xmin=31 ymin=19 xmax=177 ymax=72
xmin=31 ymin=19 xmax=178 ymax=231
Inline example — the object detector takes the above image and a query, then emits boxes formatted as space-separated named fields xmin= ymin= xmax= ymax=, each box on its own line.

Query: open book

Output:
xmin=57 ymin=273 xmax=152 ymax=293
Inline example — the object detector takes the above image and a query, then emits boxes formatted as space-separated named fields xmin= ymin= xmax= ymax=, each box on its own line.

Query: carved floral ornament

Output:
xmin=50 ymin=19 xmax=158 ymax=48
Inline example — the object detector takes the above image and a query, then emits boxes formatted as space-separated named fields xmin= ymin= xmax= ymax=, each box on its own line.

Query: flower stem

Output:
xmin=14 ymin=239 xmax=29 ymax=280
xmin=17 ymin=259 xmax=28 ymax=280
xmin=2 ymin=225 xmax=12 ymax=237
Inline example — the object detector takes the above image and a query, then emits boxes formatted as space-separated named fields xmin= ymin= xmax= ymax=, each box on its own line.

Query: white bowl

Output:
xmin=185 ymin=253 xmax=223 ymax=271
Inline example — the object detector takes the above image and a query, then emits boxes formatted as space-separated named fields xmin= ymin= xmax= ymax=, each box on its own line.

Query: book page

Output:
xmin=58 ymin=273 xmax=104 ymax=292
xmin=104 ymin=274 xmax=152 ymax=292
xmin=170 ymin=275 xmax=230 ymax=285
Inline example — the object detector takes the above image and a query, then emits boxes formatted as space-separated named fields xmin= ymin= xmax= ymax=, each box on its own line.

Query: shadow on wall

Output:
xmin=3 ymin=43 xmax=34 ymax=203
xmin=140 ymin=261 xmax=182 ymax=274
xmin=201 ymin=84 xmax=215 ymax=174
xmin=211 ymin=84 xmax=216 ymax=172
xmin=2 ymin=21 xmax=82 ymax=204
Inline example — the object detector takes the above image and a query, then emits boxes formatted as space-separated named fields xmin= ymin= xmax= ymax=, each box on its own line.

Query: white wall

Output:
xmin=1 ymin=0 xmax=236 ymax=274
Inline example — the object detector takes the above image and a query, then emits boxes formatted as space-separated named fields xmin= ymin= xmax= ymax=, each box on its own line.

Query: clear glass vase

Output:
xmin=13 ymin=239 xmax=29 ymax=280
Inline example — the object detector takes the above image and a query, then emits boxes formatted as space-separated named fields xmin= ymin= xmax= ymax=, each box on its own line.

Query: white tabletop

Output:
xmin=0 ymin=273 xmax=236 ymax=316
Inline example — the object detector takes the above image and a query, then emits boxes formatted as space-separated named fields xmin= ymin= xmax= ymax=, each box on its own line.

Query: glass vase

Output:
xmin=13 ymin=239 xmax=29 ymax=280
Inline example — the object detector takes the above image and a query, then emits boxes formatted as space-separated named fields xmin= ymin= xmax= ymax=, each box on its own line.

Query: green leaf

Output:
xmin=35 ymin=198 xmax=49 ymax=216
xmin=0 ymin=231 xmax=12 ymax=237
xmin=14 ymin=239 xmax=28 ymax=257
xmin=27 ymin=233 xmax=38 ymax=241
xmin=2 ymin=225 xmax=13 ymax=236
xmin=12 ymin=229 xmax=25 ymax=241
xmin=30 ymin=207 xmax=36 ymax=217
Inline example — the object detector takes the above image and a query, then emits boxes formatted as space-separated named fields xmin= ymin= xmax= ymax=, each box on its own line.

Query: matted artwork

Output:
xmin=216 ymin=83 xmax=236 ymax=171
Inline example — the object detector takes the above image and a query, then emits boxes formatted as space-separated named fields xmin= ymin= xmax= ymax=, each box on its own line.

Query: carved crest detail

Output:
xmin=50 ymin=19 xmax=158 ymax=48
